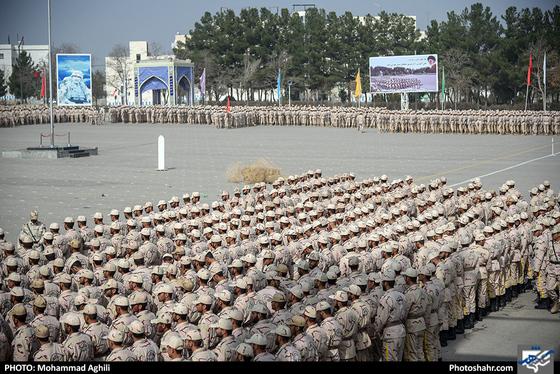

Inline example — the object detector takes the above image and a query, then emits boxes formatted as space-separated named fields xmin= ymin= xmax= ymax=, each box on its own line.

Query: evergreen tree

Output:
xmin=0 ymin=69 xmax=7 ymax=99
xmin=8 ymin=50 xmax=38 ymax=103
xmin=173 ymin=4 xmax=558 ymax=106
xmin=92 ymin=70 xmax=106 ymax=106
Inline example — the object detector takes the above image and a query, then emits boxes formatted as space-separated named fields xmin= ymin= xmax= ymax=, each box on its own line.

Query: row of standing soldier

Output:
xmin=1 ymin=105 xmax=558 ymax=136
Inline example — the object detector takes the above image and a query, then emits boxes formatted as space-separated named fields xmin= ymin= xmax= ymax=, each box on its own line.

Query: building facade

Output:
xmin=105 ymin=40 xmax=194 ymax=106
xmin=0 ymin=43 xmax=49 ymax=100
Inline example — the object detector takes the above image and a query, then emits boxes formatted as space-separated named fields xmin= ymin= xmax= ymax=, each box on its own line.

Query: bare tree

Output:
xmin=106 ymin=43 xmax=130 ymax=103
xmin=265 ymin=50 xmax=292 ymax=100
xmin=197 ymin=50 xmax=225 ymax=102
xmin=239 ymin=55 xmax=261 ymax=103
xmin=441 ymin=48 xmax=472 ymax=109
xmin=148 ymin=41 xmax=170 ymax=59
xmin=526 ymin=38 xmax=557 ymax=108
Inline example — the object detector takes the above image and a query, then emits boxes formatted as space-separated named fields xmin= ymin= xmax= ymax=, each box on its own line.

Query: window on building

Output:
xmin=136 ymin=54 xmax=141 ymax=62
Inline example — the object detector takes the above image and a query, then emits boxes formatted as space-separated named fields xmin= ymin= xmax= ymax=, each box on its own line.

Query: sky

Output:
xmin=1 ymin=0 xmax=557 ymax=72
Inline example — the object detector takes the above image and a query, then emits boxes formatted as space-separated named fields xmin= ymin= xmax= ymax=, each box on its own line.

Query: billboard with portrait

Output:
xmin=369 ymin=54 xmax=438 ymax=93
xmin=56 ymin=54 xmax=92 ymax=106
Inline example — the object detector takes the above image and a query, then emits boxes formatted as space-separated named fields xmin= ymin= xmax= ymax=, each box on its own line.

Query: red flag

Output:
xmin=527 ymin=53 xmax=532 ymax=86
xmin=226 ymin=97 xmax=230 ymax=113
xmin=40 ymin=73 xmax=45 ymax=99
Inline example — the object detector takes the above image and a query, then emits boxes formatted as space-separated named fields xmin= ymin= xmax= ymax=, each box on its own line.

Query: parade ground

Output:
xmin=1 ymin=121 xmax=558 ymax=240
xmin=1 ymin=120 xmax=559 ymax=361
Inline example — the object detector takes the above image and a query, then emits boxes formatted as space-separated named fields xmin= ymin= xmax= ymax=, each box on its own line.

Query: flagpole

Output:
xmin=355 ymin=68 xmax=361 ymax=108
xmin=525 ymin=85 xmax=529 ymax=112
xmin=278 ymin=68 xmax=281 ymax=107
xmin=200 ymin=68 xmax=205 ymax=106
xmin=543 ymin=52 xmax=546 ymax=113
xmin=441 ymin=66 xmax=445 ymax=111
xmin=525 ymin=53 xmax=531 ymax=112
xmin=358 ymin=68 xmax=360 ymax=108
xmin=47 ymin=0 xmax=54 ymax=147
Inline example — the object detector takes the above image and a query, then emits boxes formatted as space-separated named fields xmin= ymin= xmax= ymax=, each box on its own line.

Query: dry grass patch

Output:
xmin=226 ymin=158 xmax=286 ymax=184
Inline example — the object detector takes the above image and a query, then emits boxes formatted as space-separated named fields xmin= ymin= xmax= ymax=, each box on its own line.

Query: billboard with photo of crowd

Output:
xmin=56 ymin=54 xmax=92 ymax=106
xmin=369 ymin=54 xmax=438 ymax=93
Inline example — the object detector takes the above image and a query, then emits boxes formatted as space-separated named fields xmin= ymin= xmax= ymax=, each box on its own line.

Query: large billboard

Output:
xmin=369 ymin=54 xmax=438 ymax=93
xmin=57 ymin=54 xmax=92 ymax=106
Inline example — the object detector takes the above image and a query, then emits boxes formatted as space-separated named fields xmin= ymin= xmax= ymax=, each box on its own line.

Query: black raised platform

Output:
xmin=2 ymin=145 xmax=98 ymax=159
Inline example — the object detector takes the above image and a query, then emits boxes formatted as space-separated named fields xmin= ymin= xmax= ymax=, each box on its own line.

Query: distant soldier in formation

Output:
xmin=0 ymin=104 xmax=557 ymax=139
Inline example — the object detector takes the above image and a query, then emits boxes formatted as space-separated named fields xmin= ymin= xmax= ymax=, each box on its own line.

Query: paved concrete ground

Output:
xmin=0 ymin=120 xmax=559 ymax=361
xmin=441 ymin=289 xmax=560 ymax=361
xmin=1 ymin=122 xmax=558 ymax=240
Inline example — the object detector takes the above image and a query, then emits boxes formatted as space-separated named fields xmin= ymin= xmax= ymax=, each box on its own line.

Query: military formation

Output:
xmin=371 ymin=77 xmax=423 ymax=92
xmin=0 ymin=105 xmax=105 ymax=127
xmin=104 ymin=104 xmax=560 ymax=136
xmin=1 ymin=168 xmax=559 ymax=362
xmin=1 ymin=104 xmax=559 ymax=136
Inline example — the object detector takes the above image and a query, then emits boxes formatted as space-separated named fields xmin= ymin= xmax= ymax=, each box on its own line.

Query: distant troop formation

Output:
xmin=374 ymin=109 xmax=560 ymax=136
xmin=371 ymin=77 xmax=423 ymax=92
xmin=1 ymin=169 xmax=559 ymax=362
xmin=1 ymin=104 xmax=558 ymax=136
xmin=106 ymin=104 xmax=560 ymax=136
xmin=0 ymin=105 xmax=105 ymax=127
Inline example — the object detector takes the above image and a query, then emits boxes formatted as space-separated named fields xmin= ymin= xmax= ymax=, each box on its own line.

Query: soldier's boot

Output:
xmin=506 ymin=288 xmax=512 ymax=303
xmin=447 ymin=328 xmax=456 ymax=341
xmin=476 ymin=308 xmax=484 ymax=322
xmin=499 ymin=295 xmax=506 ymax=309
xmin=534 ymin=296 xmax=549 ymax=310
xmin=439 ymin=331 xmax=448 ymax=347
xmin=463 ymin=314 xmax=473 ymax=329
xmin=512 ymin=284 xmax=519 ymax=298
xmin=490 ymin=297 xmax=499 ymax=312
xmin=470 ymin=312 xmax=478 ymax=326
xmin=455 ymin=319 xmax=465 ymax=334
xmin=550 ymin=300 xmax=560 ymax=314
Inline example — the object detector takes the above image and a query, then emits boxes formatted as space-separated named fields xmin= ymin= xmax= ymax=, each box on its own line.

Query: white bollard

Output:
xmin=156 ymin=135 xmax=167 ymax=171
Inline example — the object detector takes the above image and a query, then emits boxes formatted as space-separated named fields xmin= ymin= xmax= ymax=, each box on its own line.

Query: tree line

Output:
xmin=174 ymin=4 xmax=560 ymax=109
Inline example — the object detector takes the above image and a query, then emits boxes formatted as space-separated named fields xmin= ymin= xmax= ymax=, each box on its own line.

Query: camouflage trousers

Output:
xmin=439 ymin=300 xmax=451 ymax=330
xmin=381 ymin=336 xmax=405 ymax=361
xmin=507 ymin=262 xmax=520 ymax=288
xmin=463 ymin=284 xmax=477 ymax=315
xmin=545 ymin=264 xmax=560 ymax=301
xmin=534 ymin=270 xmax=548 ymax=299
xmin=403 ymin=330 xmax=425 ymax=362
xmin=488 ymin=271 xmax=503 ymax=298
xmin=356 ymin=348 xmax=370 ymax=362
xmin=477 ymin=278 xmax=489 ymax=309
xmin=424 ymin=324 xmax=441 ymax=362
xmin=452 ymin=291 xmax=463 ymax=324
xmin=369 ymin=336 xmax=382 ymax=362
xmin=520 ymin=256 xmax=532 ymax=284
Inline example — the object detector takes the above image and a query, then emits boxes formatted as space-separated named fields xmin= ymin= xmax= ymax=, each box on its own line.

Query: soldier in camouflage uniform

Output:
xmin=10 ymin=304 xmax=40 ymax=361
xmin=20 ymin=211 xmax=46 ymax=250
xmin=373 ymin=269 xmax=406 ymax=361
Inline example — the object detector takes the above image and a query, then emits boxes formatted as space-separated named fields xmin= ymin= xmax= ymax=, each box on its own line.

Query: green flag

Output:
xmin=441 ymin=66 xmax=445 ymax=102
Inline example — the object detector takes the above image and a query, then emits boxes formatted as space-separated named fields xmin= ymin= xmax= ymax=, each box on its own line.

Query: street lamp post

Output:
xmin=288 ymin=81 xmax=292 ymax=107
